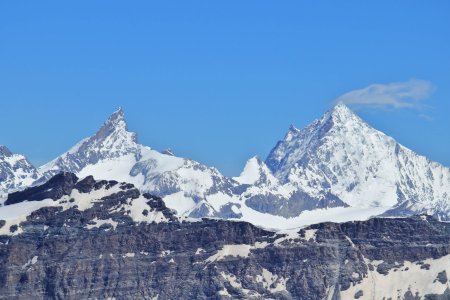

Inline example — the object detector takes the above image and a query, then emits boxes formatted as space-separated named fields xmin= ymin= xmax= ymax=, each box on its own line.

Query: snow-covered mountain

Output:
xmin=264 ymin=102 xmax=450 ymax=219
xmin=39 ymin=108 xmax=140 ymax=180
xmin=37 ymin=108 xmax=237 ymax=217
xmin=0 ymin=145 xmax=40 ymax=198
xmin=4 ymin=105 xmax=450 ymax=298
xmin=2 ymin=103 xmax=450 ymax=225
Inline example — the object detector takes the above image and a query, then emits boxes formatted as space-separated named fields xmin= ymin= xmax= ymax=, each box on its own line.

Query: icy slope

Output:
xmin=0 ymin=145 xmax=40 ymax=198
xmin=37 ymin=108 xmax=236 ymax=216
xmin=265 ymin=102 xmax=450 ymax=218
xmin=2 ymin=104 xmax=448 ymax=224
xmin=39 ymin=108 xmax=141 ymax=179
xmin=234 ymin=156 xmax=279 ymax=186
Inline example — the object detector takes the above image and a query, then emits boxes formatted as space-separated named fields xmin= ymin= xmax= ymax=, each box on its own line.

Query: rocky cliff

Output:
xmin=1 ymin=173 xmax=450 ymax=299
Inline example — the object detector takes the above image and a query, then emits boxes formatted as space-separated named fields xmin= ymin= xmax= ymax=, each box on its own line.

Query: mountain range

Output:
xmin=1 ymin=172 xmax=450 ymax=299
xmin=2 ymin=103 xmax=450 ymax=299
xmin=1 ymin=103 xmax=450 ymax=227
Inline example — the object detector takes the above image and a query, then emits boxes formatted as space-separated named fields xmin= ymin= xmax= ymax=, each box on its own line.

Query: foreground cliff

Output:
xmin=1 ymin=173 xmax=450 ymax=299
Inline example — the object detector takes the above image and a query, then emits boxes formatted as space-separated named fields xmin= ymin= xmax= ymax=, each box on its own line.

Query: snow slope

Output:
xmin=265 ymin=102 xmax=450 ymax=219
xmin=340 ymin=254 xmax=450 ymax=299
xmin=2 ymin=104 xmax=450 ymax=229
xmin=37 ymin=108 xmax=237 ymax=218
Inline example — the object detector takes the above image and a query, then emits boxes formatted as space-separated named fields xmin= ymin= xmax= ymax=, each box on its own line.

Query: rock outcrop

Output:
xmin=1 ymin=174 xmax=450 ymax=299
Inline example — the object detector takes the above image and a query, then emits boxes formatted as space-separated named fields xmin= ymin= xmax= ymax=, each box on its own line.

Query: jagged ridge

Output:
xmin=265 ymin=102 xmax=450 ymax=219
xmin=1 ymin=175 xmax=450 ymax=299
xmin=1 ymin=104 xmax=450 ymax=224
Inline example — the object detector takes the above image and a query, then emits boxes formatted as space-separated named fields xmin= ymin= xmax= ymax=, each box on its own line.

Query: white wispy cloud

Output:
xmin=335 ymin=79 xmax=434 ymax=109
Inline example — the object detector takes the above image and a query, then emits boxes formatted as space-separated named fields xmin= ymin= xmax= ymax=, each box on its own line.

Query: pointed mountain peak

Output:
xmin=288 ymin=124 xmax=300 ymax=133
xmin=111 ymin=106 xmax=124 ymax=119
xmin=0 ymin=145 xmax=39 ymax=196
xmin=248 ymin=155 xmax=261 ymax=163
xmin=234 ymin=156 xmax=277 ymax=185
xmin=317 ymin=101 xmax=365 ymax=132
xmin=104 ymin=107 xmax=126 ymax=128
xmin=0 ymin=145 xmax=12 ymax=157
xmin=94 ymin=107 xmax=136 ymax=142
xmin=266 ymin=102 xmax=372 ymax=175
xmin=281 ymin=104 xmax=358 ymax=145
xmin=39 ymin=107 xmax=140 ymax=178
xmin=282 ymin=103 xmax=358 ymax=143
xmin=234 ymin=156 xmax=263 ymax=185
xmin=246 ymin=155 xmax=267 ymax=168
xmin=328 ymin=102 xmax=357 ymax=119
xmin=332 ymin=101 xmax=350 ymax=110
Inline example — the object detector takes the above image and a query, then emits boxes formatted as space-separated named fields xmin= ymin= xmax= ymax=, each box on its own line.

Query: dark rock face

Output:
xmin=354 ymin=290 xmax=363 ymax=299
xmin=2 ymin=214 xmax=450 ymax=299
xmin=437 ymin=271 xmax=448 ymax=284
xmin=5 ymin=172 xmax=79 ymax=205
xmin=245 ymin=190 xmax=348 ymax=217
xmin=2 ymin=174 xmax=450 ymax=299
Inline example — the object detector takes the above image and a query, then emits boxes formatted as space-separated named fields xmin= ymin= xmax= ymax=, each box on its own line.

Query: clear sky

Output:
xmin=1 ymin=1 xmax=449 ymax=176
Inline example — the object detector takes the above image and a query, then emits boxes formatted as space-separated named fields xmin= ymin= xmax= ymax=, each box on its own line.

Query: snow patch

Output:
xmin=86 ymin=217 xmax=118 ymax=230
xmin=163 ymin=192 xmax=196 ymax=215
xmin=160 ymin=250 xmax=172 ymax=257
xmin=0 ymin=199 xmax=55 ymax=235
xmin=341 ymin=255 xmax=450 ymax=299
xmin=22 ymin=256 xmax=38 ymax=269
xmin=220 ymin=272 xmax=255 ymax=296
xmin=206 ymin=245 xmax=252 ymax=262
xmin=195 ymin=248 xmax=206 ymax=255
xmin=303 ymin=229 xmax=317 ymax=241
xmin=255 ymin=268 xmax=288 ymax=292
xmin=235 ymin=205 xmax=388 ymax=231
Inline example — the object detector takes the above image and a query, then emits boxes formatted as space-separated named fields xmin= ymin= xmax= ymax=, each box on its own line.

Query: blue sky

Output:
xmin=0 ymin=1 xmax=449 ymax=176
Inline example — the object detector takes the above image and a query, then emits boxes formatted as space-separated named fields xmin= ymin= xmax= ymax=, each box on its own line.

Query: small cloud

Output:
xmin=335 ymin=79 xmax=435 ymax=110
xmin=418 ymin=113 xmax=434 ymax=121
